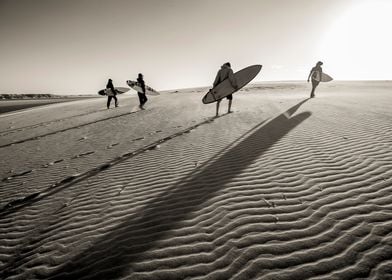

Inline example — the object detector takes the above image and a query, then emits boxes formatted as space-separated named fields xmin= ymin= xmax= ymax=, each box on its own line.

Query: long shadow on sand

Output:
xmin=46 ymin=99 xmax=311 ymax=279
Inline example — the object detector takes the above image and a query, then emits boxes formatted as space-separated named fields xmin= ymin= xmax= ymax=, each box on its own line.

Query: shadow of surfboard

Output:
xmin=39 ymin=99 xmax=311 ymax=280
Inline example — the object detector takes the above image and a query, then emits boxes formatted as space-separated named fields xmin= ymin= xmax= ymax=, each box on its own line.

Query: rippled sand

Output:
xmin=0 ymin=81 xmax=391 ymax=279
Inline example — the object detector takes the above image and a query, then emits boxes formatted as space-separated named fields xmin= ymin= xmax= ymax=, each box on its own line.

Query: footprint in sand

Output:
xmin=116 ymin=185 xmax=126 ymax=195
xmin=262 ymin=198 xmax=272 ymax=208
xmin=71 ymin=151 xmax=95 ymax=159
xmin=2 ymin=169 xmax=34 ymax=182
xmin=106 ymin=143 xmax=120 ymax=149
xmin=131 ymin=137 xmax=145 ymax=142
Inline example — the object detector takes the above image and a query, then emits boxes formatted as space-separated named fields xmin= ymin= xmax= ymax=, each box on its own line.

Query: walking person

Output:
xmin=307 ymin=61 xmax=323 ymax=98
xmin=106 ymin=78 xmax=118 ymax=109
xmin=137 ymin=73 xmax=148 ymax=109
xmin=213 ymin=62 xmax=238 ymax=116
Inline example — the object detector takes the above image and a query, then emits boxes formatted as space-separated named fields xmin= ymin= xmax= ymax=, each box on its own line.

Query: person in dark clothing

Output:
xmin=307 ymin=61 xmax=323 ymax=98
xmin=137 ymin=73 xmax=148 ymax=109
xmin=213 ymin=62 xmax=238 ymax=116
xmin=106 ymin=78 xmax=118 ymax=109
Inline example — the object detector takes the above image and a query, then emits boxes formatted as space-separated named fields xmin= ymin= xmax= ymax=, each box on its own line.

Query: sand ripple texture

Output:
xmin=0 ymin=82 xmax=391 ymax=280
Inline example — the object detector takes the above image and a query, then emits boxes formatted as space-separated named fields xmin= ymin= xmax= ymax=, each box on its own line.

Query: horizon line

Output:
xmin=1 ymin=79 xmax=391 ymax=96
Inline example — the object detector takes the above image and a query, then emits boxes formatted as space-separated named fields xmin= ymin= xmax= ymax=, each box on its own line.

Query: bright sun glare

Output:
xmin=319 ymin=0 xmax=392 ymax=80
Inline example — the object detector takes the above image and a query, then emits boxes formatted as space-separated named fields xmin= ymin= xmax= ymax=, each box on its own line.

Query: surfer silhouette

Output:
xmin=137 ymin=73 xmax=148 ymax=109
xmin=213 ymin=62 xmax=238 ymax=116
xmin=307 ymin=61 xmax=323 ymax=98
xmin=106 ymin=79 xmax=118 ymax=109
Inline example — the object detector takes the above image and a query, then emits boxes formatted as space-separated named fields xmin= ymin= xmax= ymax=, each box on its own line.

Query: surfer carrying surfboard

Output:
xmin=213 ymin=62 xmax=238 ymax=116
xmin=106 ymin=79 xmax=119 ymax=109
xmin=307 ymin=61 xmax=323 ymax=98
xmin=137 ymin=73 xmax=148 ymax=109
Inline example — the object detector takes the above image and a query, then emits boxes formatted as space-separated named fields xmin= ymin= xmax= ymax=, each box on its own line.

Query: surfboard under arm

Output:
xmin=202 ymin=64 xmax=262 ymax=104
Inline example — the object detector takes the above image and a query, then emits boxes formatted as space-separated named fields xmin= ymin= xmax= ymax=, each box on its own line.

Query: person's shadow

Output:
xmin=39 ymin=99 xmax=310 ymax=279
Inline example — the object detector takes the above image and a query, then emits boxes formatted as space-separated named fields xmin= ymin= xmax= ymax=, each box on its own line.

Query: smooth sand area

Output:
xmin=0 ymin=97 xmax=97 ymax=115
xmin=0 ymin=81 xmax=391 ymax=279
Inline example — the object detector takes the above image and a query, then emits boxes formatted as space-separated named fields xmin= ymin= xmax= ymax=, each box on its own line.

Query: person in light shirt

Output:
xmin=307 ymin=61 xmax=323 ymax=98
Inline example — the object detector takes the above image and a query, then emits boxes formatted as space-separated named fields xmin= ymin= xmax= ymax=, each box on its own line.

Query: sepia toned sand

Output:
xmin=0 ymin=97 xmax=93 ymax=115
xmin=0 ymin=81 xmax=391 ymax=279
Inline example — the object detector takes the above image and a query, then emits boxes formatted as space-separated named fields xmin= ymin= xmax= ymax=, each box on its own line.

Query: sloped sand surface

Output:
xmin=0 ymin=82 xmax=391 ymax=279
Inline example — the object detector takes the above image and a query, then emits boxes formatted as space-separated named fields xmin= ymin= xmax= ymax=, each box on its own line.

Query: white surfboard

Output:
xmin=98 ymin=87 xmax=130 ymax=96
xmin=126 ymin=80 xmax=160 ymax=95
xmin=313 ymin=72 xmax=333 ymax=82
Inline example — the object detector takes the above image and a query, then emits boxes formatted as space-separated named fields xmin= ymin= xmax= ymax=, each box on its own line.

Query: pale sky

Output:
xmin=0 ymin=0 xmax=391 ymax=94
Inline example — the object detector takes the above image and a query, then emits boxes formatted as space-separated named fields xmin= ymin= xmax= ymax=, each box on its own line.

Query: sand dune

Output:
xmin=0 ymin=82 xmax=391 ymax=279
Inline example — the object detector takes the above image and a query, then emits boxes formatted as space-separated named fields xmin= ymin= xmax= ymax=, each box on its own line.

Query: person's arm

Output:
xmin=140 ymin=80 xmax=146 ymax=94
xmin=213 ymin=71 xmax=221 ymax=87
xmin=307 ymin=68 xmax=314 ymax=82
xmin=110 ymin=84 xmax=116 ymax=95
xmin=228 ymin=69 xmax=238 ymax=89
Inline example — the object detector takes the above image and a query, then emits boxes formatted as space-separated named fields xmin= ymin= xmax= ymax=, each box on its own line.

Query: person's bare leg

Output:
xmin=310 ymin=80 xmax=318 ymax=98
xmin=228 ymin=100 xmax=232 ymax=113
xmin=216 ymin=100 xmax=221 ymax=117
xmin=310 ymin=86 xmax=315 ymax=98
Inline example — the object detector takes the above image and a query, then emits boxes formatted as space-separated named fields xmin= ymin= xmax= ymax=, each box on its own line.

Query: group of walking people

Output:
xmin=106 ymin=73 xmax=148 ymax=110
xmin=105 ymin=61 xmax=324 ymax=115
